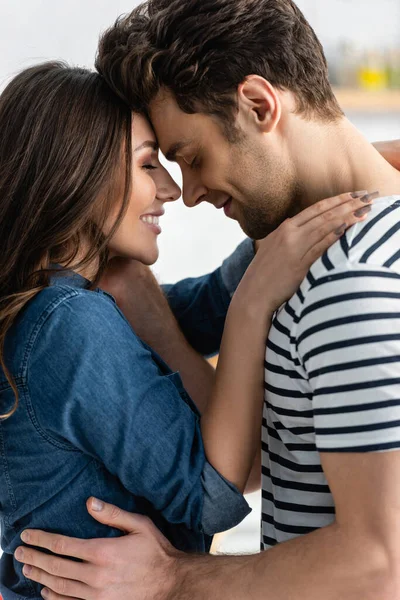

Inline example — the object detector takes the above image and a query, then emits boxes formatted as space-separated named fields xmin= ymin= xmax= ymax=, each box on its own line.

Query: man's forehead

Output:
xmin=149 ymin=87 xmax=181 ymax=123
xmin=149 ymin=90 xmax=195 ymax=157
xmin=149 ymin=117 xmax=193 ymax=159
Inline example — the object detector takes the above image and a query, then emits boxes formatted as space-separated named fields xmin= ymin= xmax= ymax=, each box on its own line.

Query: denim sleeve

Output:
xmin=162 ymin=238 xmax=254 ymax=356
xmin=29 ymin=292 xmax=250 ymax=536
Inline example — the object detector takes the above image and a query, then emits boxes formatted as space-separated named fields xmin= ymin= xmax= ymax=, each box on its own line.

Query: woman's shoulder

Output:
xmin=26 ymin=284 xmax=117 ymax=326
xmin=41 ymin=284 xmax=139 ymax=340
xmin=6 ymin=282 xmax=158 ymax=392
xmin=13 ymin=283 xmax=141 ymax=361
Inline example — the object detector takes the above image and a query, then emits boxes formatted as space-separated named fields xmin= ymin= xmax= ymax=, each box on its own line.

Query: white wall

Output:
xmin=0 ymin=1 xmax=399 ymax=284
xmin=296 ymin=0 xmax=400 ymax=53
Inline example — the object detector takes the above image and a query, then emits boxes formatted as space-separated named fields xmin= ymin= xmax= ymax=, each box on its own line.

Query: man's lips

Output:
xmin=223 ymin=198 xmax=232 ymax=217
xmin=214 ymin=197 xmax=233 ymax=216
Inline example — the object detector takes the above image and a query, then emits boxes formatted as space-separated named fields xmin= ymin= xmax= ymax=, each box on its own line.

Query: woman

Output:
xmin=0 ymin=62 xmax=372 ymax=599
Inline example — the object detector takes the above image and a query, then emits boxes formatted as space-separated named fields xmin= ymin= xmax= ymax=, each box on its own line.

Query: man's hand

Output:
xmin=15 ymin=497 xmax=178 ymax=600
xmin=374 ymin=139 xmax=400 ymax=171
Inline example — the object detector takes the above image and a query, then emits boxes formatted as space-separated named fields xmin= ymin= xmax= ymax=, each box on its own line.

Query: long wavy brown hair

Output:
xmin=0 ymin=62 xmax=133 ymax=419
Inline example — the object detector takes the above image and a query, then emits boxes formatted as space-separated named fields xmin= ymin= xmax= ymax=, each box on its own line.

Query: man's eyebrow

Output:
xmin=165 ymin=141 xmax=191 ymax=162
xmin=134 ymin=141 xmax=159 ymax=153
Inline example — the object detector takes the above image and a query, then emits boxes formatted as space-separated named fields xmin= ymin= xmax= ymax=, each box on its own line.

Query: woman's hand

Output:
xmin=237 ymin=190 xmax=378 ymax=317
xmin=15 ymin=498 xmax=177 ymax=600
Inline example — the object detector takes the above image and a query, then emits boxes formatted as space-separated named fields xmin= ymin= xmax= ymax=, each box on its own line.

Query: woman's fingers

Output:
xmin=304 ymin=229 xmax=351 ymax=267
xmin=297 ymin=191 xmax=379 ymax=256
xmin=302 ymin=201 xmax=374 ymax=253
xmin=304 ymin=193 xmax=378 ymax=265
xmin=292 ymin=190 xmax=373 ymax=227
xmin=306 ymin=190 xmax=378 ymax=230
xmin=20 ymin=564 xmax=87 ymax=600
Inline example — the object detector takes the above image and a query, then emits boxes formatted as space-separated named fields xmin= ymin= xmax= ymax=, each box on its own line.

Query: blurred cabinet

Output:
xmin=335 ymin=88 xmax=400 ymax=112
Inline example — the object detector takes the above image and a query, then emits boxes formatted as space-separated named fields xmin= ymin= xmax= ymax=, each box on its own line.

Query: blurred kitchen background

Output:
xmin=0 ymin=0 xmax=399 ymax=556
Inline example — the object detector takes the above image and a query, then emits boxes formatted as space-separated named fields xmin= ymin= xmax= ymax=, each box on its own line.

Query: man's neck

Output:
xmin=293 ymin=118 xmax=400 ymax=211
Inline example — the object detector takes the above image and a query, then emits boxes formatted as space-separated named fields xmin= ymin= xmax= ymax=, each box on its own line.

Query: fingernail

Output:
xmin=360 ymin=191 xmax=379 ymax=203
xmin=41 ymin=589 xmax=49 ymax=599
xmin=351 ymin=190 xmax=368 ymax=199
xmin=21 ymin=530 xmax=30 ymax=543
xmin=15 ymin=547 xmax=24 ymax=561
xmin=334 ymin=224 xmax=346 ymax=236
xmin=354 ymin=205 xmax=372 ymax=217
xmin=91 ymin=497 xmax=104 ymax=512
xmin=23 ymin=564 xmax=32 ymax=576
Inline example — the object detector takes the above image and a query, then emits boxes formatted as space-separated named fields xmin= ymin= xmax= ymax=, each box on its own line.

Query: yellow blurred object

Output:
xmin=358 ymin=67 xmax=388 ymax=91
xmin=358 ymin=50 xmax=388 ymax=91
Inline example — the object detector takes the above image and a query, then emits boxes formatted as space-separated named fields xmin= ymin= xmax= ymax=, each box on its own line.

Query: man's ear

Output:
xmin=237 ymin=75 xmax=281 ymax=133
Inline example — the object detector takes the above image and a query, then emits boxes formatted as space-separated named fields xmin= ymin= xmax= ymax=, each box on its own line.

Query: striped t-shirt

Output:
xmin=262 ymin=195 xmax=400 ymax=550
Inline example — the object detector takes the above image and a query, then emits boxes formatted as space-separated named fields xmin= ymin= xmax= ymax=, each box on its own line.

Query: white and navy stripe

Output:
xmin=262 ymin=196 xmax=400 ymax=550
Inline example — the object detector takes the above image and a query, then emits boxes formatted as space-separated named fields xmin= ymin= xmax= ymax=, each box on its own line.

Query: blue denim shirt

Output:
xmin=163 ymin=239 xmax=255 ymax=356
xmin=0 ymin=239 xmax=254 ymax=600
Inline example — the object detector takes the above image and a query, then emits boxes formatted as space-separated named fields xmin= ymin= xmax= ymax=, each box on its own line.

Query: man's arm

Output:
xmin=374 ymin=139 xmax=400 ymax=171
xmin=16 ymin=455 xmax=400 ymax=600
xmin=162 ymin=238 xmax=254 ymax=355
xmin=168 ymin=451 xmax=400 ymax=600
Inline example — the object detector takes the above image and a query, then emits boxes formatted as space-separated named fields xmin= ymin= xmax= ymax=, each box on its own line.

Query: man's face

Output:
xmin=149 ymin=89 xmax=298 ymax=239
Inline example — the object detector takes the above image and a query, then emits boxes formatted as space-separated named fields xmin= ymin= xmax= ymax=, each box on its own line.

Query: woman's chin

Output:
xmin=108 ymin=244 xmax=159 ymax=266
xmin=133 ymin=245 xmax=159 ymax=266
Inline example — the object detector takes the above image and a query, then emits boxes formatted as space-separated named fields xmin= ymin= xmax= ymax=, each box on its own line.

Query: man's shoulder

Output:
xmin=309 ymin=195 xmax=400 ymax=284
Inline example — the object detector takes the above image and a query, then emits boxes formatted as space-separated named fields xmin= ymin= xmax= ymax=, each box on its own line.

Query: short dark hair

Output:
xmin=96 ymin=0 xmax=343 ymax=137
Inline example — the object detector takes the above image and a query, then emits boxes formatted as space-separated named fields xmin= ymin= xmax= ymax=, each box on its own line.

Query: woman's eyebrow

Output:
xmin=134 ymin=141 xmax=159 ymax=153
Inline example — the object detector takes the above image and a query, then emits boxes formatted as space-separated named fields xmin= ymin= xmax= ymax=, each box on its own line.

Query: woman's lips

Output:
xmin=140 ymin=214 xmax=162 ymax=234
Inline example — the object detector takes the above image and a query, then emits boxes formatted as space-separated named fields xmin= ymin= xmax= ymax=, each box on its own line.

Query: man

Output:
xmin=14 ymin=0 xmax=400 ymax=598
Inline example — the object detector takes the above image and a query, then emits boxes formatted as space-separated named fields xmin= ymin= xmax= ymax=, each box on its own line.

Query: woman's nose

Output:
xmin=156 ymin=172 xmax=181 ymax=203
xmin=165 ymin=179 xmax=181 ymax=202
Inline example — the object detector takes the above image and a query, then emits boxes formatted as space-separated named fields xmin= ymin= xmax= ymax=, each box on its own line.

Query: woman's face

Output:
xmin=106 ymin=113 xmax=181 ymax=265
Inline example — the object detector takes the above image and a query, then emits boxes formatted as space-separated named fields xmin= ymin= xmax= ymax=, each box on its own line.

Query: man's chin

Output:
xmin=230 ymin=202 xmax=280 ymax=238
xmin=237 ymin=218 xmax=276 ymax=240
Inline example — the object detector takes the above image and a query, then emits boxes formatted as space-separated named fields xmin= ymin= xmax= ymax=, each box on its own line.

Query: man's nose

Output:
xmin=182 ymin=181 xmax=208 ymax=208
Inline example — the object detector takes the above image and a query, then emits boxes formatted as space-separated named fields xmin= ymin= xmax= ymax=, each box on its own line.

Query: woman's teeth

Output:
xmin=141 ymin=215 xmax=159 ymax=225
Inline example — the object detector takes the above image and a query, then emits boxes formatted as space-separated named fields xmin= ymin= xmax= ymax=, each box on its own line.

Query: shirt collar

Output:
xmin=49 ymin=265 xmax=91 ymax=290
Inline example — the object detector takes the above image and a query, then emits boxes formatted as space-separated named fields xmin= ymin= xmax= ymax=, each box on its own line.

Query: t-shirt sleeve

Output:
xmin=296 ymin=266 xmax=400 ymax=453
xmin=29 ymin=292 xmax=250 ymax=535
